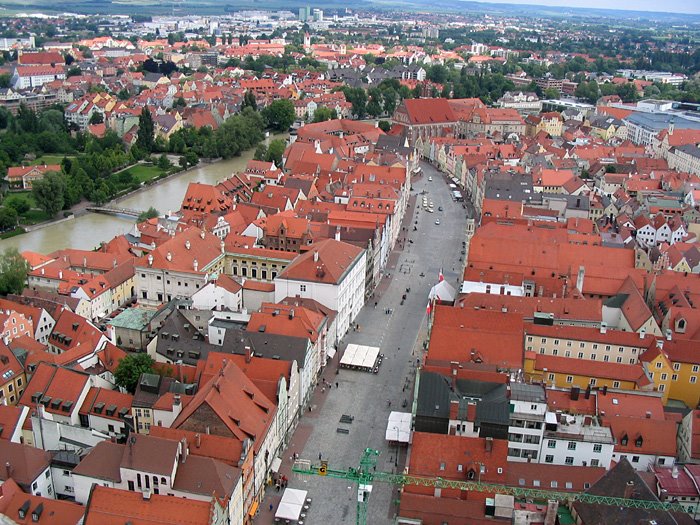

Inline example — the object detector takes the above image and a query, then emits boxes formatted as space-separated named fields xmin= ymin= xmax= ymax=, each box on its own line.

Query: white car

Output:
xmin=435 ymin=219 xmax=440 ymax=225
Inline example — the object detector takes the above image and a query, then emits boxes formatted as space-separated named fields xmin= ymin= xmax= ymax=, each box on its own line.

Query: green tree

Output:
xmin=4 ymin=196 xmax=29 ymax=215
xmin=241 ymin=90 xmax=257 ymax=111
xmin=137 ymin=206 xmax=159 ymax=222
xmin=0 ymin=73 xmax=11 ymax=88
xmin=312 ymin=106 xmax=335 ymax=123
xmin=0 ymin=248 xmax=28 ymax=295
xmin=136 ymin=107 xmax=155 ymax=153
xmin=89 ymin=112 xmax=104 ymax=125
xmin=157 ymin=153 xmax=171 ymax=170
xmin=262 ymin=99 xmax=295 ymax=132
xmin=265 ymin=139 xmax=286 ymax=166
xmin=253 ymin=143 xmax=267 ymax=161
xmin=378 ymin=120 xmax=391 ymax=132
xmin=543 ymin=87 xmax=560 ymax=100
xmin=184 ymin=150 xmax=199 ymax=167
xmin=0 ymin=207 xmax=18 ymax=230
xmin=32 ymin=171 xmax=66 ymax=218
xmin=114 ymin=353 xmax=155 ymax=393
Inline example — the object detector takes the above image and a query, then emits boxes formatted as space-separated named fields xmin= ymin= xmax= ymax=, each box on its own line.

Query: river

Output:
xmin=0 ymin=135 xmax=285 ymax=254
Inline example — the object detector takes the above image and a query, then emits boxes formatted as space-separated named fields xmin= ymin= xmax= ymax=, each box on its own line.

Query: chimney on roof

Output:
xmin=600 ymin=323 xmax=607 ymax=334
xmin=313 ymin=251 xmax=319 ymax=262
xmin=571 ymin=386 xmax=580 ymax=401
xmin=624 ymin=481 xmax=635 ymax=500
xmin=83 ymin=256 xmax=87 ymax=267
xmin=4 ymin=462 xmax=10 ymax=479
xmin=335 ymin=226 xmax=341 ymax=242
xmin=220 ymin=240 xmax=225 ymax=255
xmin=639 ymin=328 xmax=646 ymax=339
xmin=672 ymin=465 xmax=679 ymax=479
xmin=180 ymin=437 xmax=188 ymax=463
xmin=195 ymin=433 xmax=201 ymax=449
xmin=185 ymin=240 xmax=191 ymax=250
xmin=193 ymin=259 xmax=199 ymax=272
xmin=485 ymin=436 xmax=493 ymax=452
xmin=58 ymin=270 xmax=63 ymax=280
xmin=289 ymin=309 xmax=295 ymax=320
xmin=245 ymin=345 xmax=252 ymax=363
xmin=666 ymin=329 xmax=672 ymax=341
xmin=166 ymin=252 xmax=172 ymax=262
xmin=200 ymin=229 xmax=206 ymax=239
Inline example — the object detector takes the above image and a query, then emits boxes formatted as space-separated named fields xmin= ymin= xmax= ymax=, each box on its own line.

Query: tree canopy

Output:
xmin=114 ymin=353 xmax=155 ymax=393
xmin=0 ymin=248 xmax=28 ymax=296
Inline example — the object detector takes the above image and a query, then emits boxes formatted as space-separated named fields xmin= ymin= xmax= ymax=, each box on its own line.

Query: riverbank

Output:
xmin=4 ymin=157 xmax=227 ymax=243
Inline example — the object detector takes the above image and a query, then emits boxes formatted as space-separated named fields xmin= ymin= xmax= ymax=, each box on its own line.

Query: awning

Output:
xmin=271 ymin=456 xmax=282 ymax=473
xmin=545 ymin=411 xmax=558 ymax=425
xmin=386 ymin=411 xmax=411 ymax=443
xmin=327 ymin=346 xmax=337 ymax=359
xmin=248 ymin=500 xmax=259 ymax=516
xmin=275 ymin=488 xmax=308 ymax=520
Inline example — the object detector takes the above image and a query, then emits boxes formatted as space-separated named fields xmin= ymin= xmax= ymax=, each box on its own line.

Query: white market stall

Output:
xmin=275 ymin=488 xmax=309 ymax=522
xmin=385 ymin=411 xmax=411 ymax=443
xmin=340 ymin=344 xmax=381 ymax=372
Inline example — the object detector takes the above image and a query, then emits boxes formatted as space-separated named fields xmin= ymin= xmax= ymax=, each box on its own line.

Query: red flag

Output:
xmin=438 ymin=268 xmax=444 ymax=282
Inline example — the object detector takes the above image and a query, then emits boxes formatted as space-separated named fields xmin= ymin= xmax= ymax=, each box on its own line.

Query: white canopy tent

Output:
xmin=385 ymin=411 xmax=411 ymax=443
xmin=428 ymin=280 xmax=456 ymax=303
xmin=275 ymin=488 xmax=308 ymax=521
xmin=340 ymin=344 xmax=380 ymax=370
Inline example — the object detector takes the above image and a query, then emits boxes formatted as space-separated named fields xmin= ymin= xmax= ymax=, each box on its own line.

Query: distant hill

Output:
xmin=1 ymin=0 xmax=699 ymax=20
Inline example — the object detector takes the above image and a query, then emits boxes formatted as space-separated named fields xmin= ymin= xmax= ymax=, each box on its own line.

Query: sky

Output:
xmin=468 ymin=0 xmax=700 ymax=15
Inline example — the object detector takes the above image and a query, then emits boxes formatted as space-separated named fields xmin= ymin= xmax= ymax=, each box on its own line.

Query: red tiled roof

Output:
xmin=278 ymin=238 xmax=364 ymax=285
xmin=409 ymin=432 xmax=507 ymax=483
xmin=0 ymin=478 xmax=84 ymax=525
xmin=172 ymin=361 xmax=275 ymax=451
xmin=603 ymin=416 xmax=677 ymax=457
xmin=428 ymin=306 xmax=524 ymax=369
xmin=533 ymin=354 xmax=650 ymax=386
xmin=83 ymin=485 xmax=217 ymax=525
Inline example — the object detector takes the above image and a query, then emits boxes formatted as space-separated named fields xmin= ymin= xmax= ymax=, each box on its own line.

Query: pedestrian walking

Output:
xmin=335 ymin=382 xmax=339 ymax=388
xmin=319 ymin=452 xmax=322 ymax=460
xmin=269 ymin=504 xmax=274 ymax=512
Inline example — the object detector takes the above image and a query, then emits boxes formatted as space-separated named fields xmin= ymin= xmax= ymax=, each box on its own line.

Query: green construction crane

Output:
xmin=292 ymin=448 xmax=688 ymax=525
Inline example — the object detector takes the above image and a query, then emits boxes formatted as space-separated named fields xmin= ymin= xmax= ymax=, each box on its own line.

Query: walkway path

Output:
xmin=257 ymin=161 xmax=468 ymax=524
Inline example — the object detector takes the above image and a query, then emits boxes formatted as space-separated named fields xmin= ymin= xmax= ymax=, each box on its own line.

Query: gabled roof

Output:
xmin=603 ymin=415 xmax=677 ymax=456
xmin=18 ymin=363 xmax=91 ymax=416
xmin=0 ymin=440 xmax=51 ymax=487
xmin=0 ymin=478 xmax=84 ymax=525
xmin=83 ymin=484 xmax=219 ymax=525
xmin=172 ymin=361 xmax=274 ymax=449
xmin=409 ymin=432 xmax=507 ymax=483
xmin=277 ymin=238 xmax=364 ymax=285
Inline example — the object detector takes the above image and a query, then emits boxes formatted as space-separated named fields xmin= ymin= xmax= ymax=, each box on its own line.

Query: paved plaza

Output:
xmin=259 ymin=161 xmax=469 ymax=524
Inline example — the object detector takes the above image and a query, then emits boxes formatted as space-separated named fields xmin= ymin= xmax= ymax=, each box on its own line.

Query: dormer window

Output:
xmin=621 ymin=434 xmax=628 ymax=446
xmin=635 ymin=436 xmax=643 ymax=448
xmin=677 ymin=318 xmax=687 ymax=333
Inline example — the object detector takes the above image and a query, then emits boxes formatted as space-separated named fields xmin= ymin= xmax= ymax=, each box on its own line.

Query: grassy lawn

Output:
xmin=21 ymin=209 xmax=50 ymax=224
xmin=121 ymin=164 xmax=167 ymax=184
xmin=0 ymin=227 xmax=25 ymax=240
xmin=2 ymin=191 xmax=50 ymax=225
xmin=31 ymin=155 xmax=72 ymax=166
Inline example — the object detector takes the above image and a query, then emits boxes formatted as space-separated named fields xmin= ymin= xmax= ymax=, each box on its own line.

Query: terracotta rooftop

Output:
xmin=277 ymin=238 xmax=364 ymax=285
